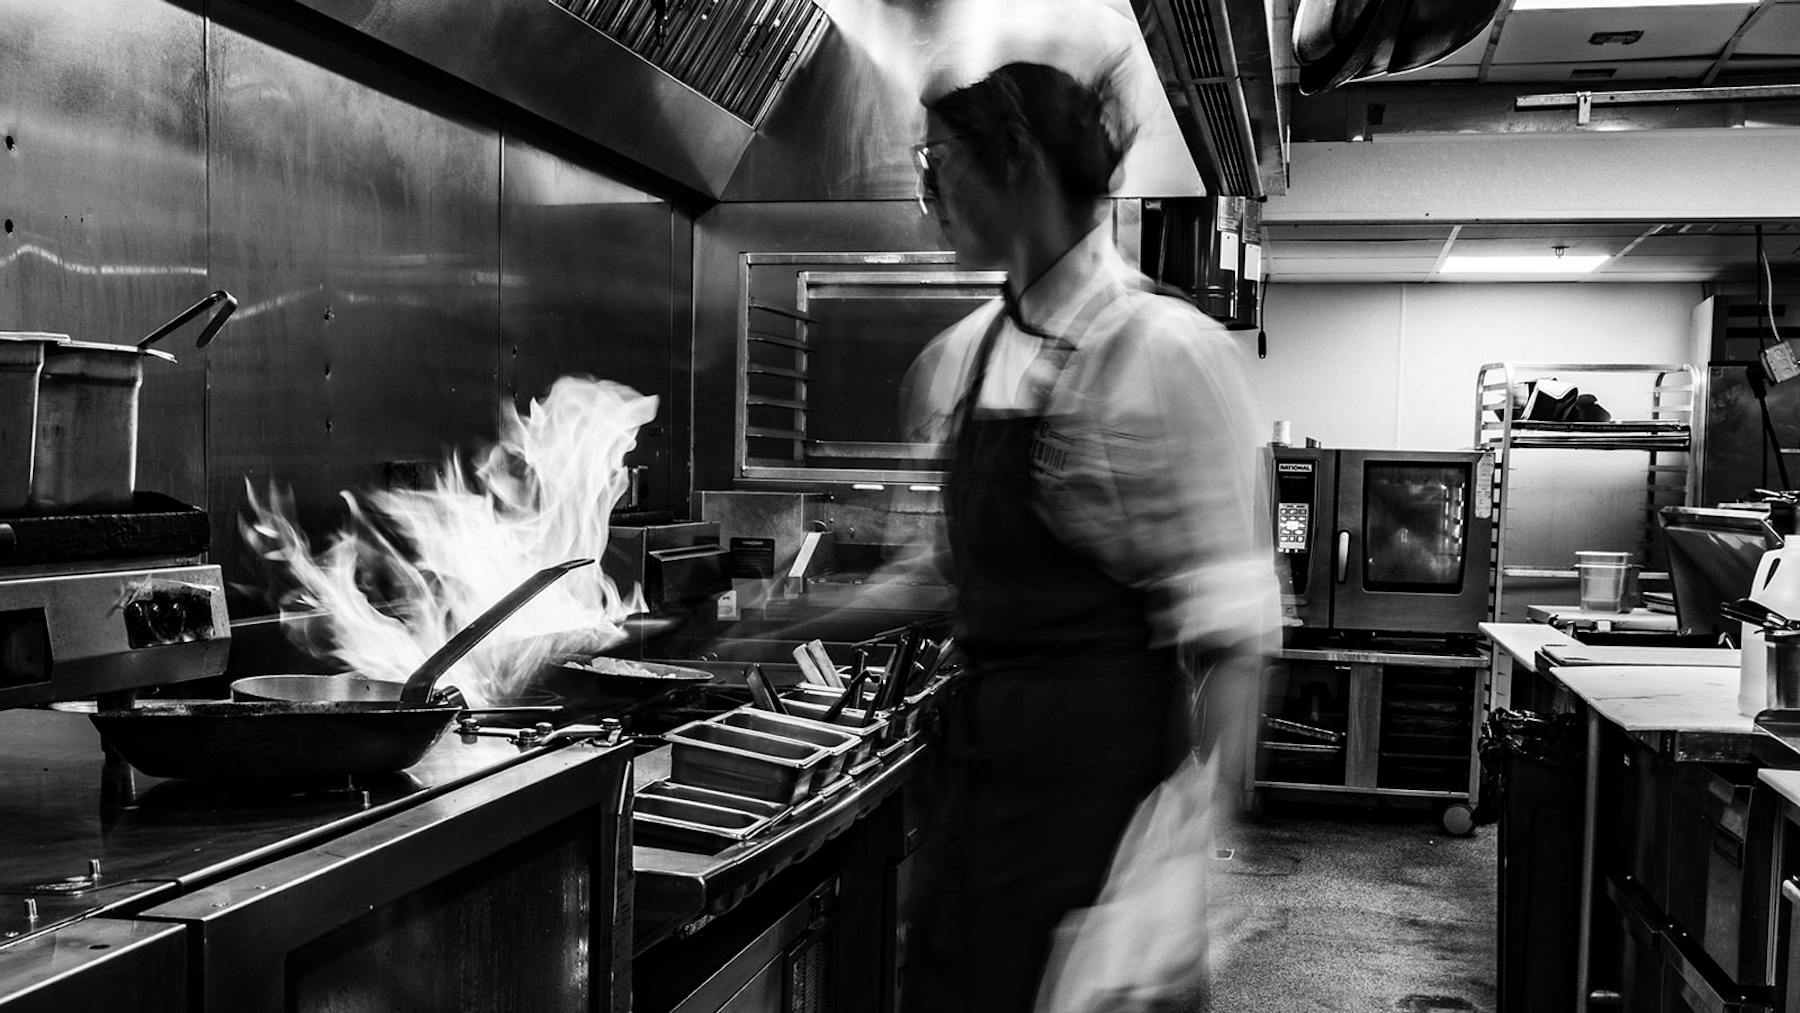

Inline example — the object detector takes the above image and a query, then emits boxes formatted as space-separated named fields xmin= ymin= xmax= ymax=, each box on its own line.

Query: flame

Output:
xmin=241 ymin=376 xmax=658 ymax=706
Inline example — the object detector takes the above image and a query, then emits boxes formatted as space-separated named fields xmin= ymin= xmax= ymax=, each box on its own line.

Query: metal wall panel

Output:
xmin=287 ymin=0 xmax=754 ymax=199
xmin=0 ymin=0 xmax=210 ymax=506
xmin=690 ymin=201 xmax=942 ymax=496
xmin=204 ymin=22 xmax=503 ymax=581
xmin=499 ymin=133 xmax=685 ymax=513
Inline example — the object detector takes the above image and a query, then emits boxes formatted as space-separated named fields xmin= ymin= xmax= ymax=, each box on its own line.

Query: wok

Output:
xmin=93 ymin=558 xmax=593 ymax=781
xmin=538 ymin=656 xmax=714 ymax=706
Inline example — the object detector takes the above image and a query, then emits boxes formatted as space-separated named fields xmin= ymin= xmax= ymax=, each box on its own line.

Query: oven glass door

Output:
xmin=1333 ymin=450 xmax=1492 ymax=635
xmin=738 ymin=253 xmax=1003 ymax=484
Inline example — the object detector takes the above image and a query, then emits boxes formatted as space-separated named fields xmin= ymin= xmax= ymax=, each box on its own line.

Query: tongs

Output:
xmin=1722 ymin=597 xmax=1800 ymax=633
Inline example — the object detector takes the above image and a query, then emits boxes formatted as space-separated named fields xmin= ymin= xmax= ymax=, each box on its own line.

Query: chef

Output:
xmin=896 ymin=17 xmax=1280 ymax=1013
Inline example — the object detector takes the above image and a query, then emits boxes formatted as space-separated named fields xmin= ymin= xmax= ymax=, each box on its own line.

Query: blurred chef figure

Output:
xmin=896 ymin=6 xmax=1279 ymax=1012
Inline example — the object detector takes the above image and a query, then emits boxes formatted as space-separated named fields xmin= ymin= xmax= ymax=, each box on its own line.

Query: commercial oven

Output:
xmin=1272 ymin=447 xmax=1495 ymax=637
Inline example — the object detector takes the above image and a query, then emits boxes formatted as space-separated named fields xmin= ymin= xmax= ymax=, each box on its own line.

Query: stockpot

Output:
xmin=29 ymin=290 xmax=235 ymax=512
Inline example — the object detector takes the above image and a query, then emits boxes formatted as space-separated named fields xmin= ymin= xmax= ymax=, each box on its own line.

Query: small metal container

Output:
xmin=633 ymin=793 xmax=771 ymax=852
xmin=637 ymin=778 xmax=786 ymax=819
xmin=1768 ymin=630 xmax=1800 ymax=710
xmin=663 ymin=719 xmax=834 ymax=804
xmin=715 ymin=708 xmax=863 ymax=781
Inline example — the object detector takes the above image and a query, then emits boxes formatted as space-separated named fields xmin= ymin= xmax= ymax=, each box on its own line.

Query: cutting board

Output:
xmin=1539 ymin=644 xmax=1739 ymax=669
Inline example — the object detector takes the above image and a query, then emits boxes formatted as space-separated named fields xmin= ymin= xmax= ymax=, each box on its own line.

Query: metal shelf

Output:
xmin=1474 ymin=361 xmax=1701 ymax=623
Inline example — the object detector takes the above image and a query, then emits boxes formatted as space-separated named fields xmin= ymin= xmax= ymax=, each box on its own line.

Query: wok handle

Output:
xmin=138 ymin=290 xmax=238 ymax=350
xmin=399 ymin=558 xmax=594 ymax=703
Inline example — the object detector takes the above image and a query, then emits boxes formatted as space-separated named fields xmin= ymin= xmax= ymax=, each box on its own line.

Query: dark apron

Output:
xmin=903 ymin=294 xmax=1184 ymax=1013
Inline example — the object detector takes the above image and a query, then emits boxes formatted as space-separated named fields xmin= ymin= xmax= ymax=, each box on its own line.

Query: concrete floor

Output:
xmin=1209 ymin=803 xmax=1498 ymax=1013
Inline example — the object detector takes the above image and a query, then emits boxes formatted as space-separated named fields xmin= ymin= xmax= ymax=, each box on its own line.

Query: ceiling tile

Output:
xmin=1493 ymin=8 xmax=1746 ymax=65
xmin=1735 ymin=2 xmax=1800 ymax=57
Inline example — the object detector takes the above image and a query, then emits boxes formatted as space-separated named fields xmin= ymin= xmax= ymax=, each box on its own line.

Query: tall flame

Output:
xmin=240 ymin=376 xmax=658 ymax=706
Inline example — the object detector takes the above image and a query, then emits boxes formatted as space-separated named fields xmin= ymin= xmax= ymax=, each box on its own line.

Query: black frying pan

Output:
xmin=92 ymin=559 xmax=593 ymax=781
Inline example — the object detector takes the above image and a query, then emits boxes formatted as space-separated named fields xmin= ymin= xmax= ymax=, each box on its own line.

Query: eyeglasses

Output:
xmin=910 ymin=136 xmax=962 ymax=216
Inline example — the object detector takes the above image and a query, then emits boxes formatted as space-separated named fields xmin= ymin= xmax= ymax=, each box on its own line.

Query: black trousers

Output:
xmin=902 ymin=658 xmax=1182 ymax=1013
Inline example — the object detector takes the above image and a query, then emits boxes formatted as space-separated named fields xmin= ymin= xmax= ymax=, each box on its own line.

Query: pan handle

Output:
xmin=399 ymin=558 xmax=594 ymax=703
xmin=138 ymin=290 xmax=238 ymax=350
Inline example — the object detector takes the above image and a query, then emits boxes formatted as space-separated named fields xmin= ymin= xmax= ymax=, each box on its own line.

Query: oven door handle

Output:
xmin=1335 ymin=530 xmax=1350 ymax=584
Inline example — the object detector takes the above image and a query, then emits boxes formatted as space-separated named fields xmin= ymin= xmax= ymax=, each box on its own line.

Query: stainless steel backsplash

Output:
xmin=0 ymin=0 xmax=690 ymax=615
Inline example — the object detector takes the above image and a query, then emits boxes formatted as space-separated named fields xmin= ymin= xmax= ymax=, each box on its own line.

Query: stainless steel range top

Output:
xmin=0 ymin=707 xmax=556 ymax=941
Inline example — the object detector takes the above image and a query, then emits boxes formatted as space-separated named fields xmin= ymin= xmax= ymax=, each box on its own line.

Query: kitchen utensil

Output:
xmin=745 ymin=664 xmax=786 ymax=714
xmin=102 ymin=560 xmax=592 ymax=781
xmin=791 ymin=644 xmax=827 ymax=686
xmin=1723 ymin=598 xmax=1800 ymax=632
xmin=545 ymin=656 xmax=713 ymax=701
xmin=804 ymin=639 xmax=842 ymax=688
xmin=137 ymin=290 xmax=237 ymax=350
xmin=821 ymin=669 xmax=870 ymax=725
xmin=230 ymin=559 xmax=595 ymax=706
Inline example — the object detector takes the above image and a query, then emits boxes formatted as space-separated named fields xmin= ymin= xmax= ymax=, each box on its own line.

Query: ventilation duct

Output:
xmin=1291 ymin=0 xmax=1503 ymax=96
xmin=554 ymin=0 xmax=830 ymax=125
xmin=1136 ymin=0 xmax=1288 ymax=197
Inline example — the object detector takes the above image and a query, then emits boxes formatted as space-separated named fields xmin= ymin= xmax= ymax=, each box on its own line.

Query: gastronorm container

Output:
xmin=30 ymin=340 xmax=176 ymax=512
xmin=778 ymin=685 xmax=892 ymax=747
xmin=715 ymin=707 xmax=864 ymax=779
xmin=663 ymin=719 xmax=835 ymax=804
xmin=632 ymin=791 xmax=772 ymax=852
xmin=637 ymin=778 xmax=786 ymax=819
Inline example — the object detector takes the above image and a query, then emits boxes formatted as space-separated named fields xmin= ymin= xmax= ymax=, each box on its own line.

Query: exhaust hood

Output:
xmin=1135 ymin=0 xmax=1290 ymax=197
xmin=281 ymin=0 xmax=829 ymax=199
xmin=553 ymin=0 xmax=829 ymax=125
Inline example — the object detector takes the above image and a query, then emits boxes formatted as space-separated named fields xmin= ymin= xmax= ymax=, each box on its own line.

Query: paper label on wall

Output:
xmin=1219 ymin=230 xmax=1240 ymax=274
xmin=1474 ymin=455 xmax=1494 ymax=519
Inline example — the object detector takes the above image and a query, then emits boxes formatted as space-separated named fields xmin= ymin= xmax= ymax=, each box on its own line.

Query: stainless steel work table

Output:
xmin=1552 ymin=664 xmax=1761 ymax=1012
xmin=630 ymin=735 xmax=926 ymax=953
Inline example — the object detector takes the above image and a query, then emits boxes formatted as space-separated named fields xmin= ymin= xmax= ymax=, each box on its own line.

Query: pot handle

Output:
xmin=137 ymin=290 xmax=238 ymax=350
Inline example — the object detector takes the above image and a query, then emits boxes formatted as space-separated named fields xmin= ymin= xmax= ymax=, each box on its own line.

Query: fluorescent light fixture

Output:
xmin=1514 ymin=0 xmax=1752 ymax=8
xmin=1440 ymin=255 xmax=1609 ymax=275
xmin=908 ymin=484 xmax=942 ymax=493
xmin=851 ymin=483 xmax=885 ymax=491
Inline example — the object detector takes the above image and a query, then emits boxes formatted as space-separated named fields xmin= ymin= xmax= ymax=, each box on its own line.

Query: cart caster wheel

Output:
xmin=1440 ymin=803 xmax=1475 ymax=837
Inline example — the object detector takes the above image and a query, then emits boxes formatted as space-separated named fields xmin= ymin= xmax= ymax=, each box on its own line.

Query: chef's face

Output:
xmin=918 ymin=111 xmax=1010 ymax=269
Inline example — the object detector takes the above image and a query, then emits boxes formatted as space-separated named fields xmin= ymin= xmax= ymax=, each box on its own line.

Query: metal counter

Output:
xmin=0 ymin=707 xmax=631 ymax=1010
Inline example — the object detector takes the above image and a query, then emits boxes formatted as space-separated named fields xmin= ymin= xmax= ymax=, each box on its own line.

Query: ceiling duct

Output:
xmin=1136 ymin=0 xmax=1289 ymax=197
xmin=1291 ymin=0 xmax=1503 ymax=96
xmin=554 ymin=0 xmax=830 ymax=125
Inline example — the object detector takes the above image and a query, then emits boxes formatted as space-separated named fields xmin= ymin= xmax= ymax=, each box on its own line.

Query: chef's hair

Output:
xmin=926 ymin=62 xmax=1130 ymax=204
